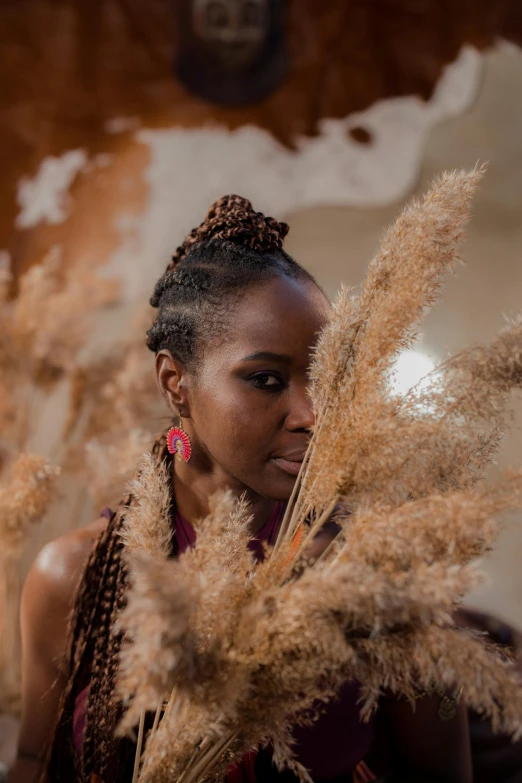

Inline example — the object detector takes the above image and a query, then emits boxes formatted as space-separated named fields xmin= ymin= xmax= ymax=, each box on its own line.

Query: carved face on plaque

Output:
xmin=192 ymin=0 xmax=270 ymax=68
xmin=176 ymin=0 xmax=287 ymax=106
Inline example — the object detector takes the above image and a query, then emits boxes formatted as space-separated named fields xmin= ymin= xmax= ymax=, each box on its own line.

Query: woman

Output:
xmin=11 ymin=196 xmax=472 ymax=783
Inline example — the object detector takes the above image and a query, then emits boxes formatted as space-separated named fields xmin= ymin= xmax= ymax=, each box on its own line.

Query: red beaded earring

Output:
xmin=167 ymin=415 xmax=192 ymax=462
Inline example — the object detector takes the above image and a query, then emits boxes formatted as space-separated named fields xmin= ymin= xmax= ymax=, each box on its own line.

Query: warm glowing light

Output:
xmin=390 ymin=350 xmax=437 ymax=396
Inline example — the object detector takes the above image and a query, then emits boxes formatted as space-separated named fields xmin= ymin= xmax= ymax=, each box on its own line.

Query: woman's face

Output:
xmin=176 ymin=276 xmax=330 ymax=501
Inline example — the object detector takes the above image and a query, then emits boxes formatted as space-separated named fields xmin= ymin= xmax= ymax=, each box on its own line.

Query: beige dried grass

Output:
xmin=119 ymin=453 xmax=173 ymax=559
xmin=116 ymin=168 xmax=522 ymax=782
xmin=84 ymin=429 xmax=154 ymax=510
xmin=0 ymin=454 xmax=61 ymax=557
xmin=64 ymin=304 xmax=158 ymax=444
xmin=13 ymin=246 xmax=119 ymax=383
xmin=62 ymin=306 xmax=160 ymax=514
xmin=0 ymin=454 xmax=60 ymax=709
xmin=0 ymin=244 xmax=126 ymax=712
xmin=338 ymin=469 xmax=522 ymax=572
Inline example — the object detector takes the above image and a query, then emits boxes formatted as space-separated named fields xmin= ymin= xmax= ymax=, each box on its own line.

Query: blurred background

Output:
xmin=1 ymin=0 xmax=522 ymax=770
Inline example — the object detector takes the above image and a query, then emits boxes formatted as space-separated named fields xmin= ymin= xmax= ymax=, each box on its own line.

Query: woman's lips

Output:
xmin=272 ymin=457 xmax=303 ymax=477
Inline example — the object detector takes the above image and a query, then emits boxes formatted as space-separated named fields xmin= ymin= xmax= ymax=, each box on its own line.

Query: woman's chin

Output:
xmin=258 ymin=464 xmax=297 ymax=501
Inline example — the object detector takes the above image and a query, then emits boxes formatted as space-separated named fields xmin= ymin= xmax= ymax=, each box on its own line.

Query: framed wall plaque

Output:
xmin=175 ymin=0 xmax=288 ymax=106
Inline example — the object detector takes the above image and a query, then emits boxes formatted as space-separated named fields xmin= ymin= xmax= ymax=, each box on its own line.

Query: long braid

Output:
xmin=44 ymin=195 xmax=316 ymax=781
xmin=81 ymin=510 xmax=128 ymax=780
xmin=44 ymin=440 xmax=170 ymax=782
xmin=43 ymin=507 xmax=131 ymax=781
xmin=82 ymin=434 xmax=172 ymax=780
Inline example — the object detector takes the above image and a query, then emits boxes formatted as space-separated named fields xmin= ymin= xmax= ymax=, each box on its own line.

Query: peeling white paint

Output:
xmin=104 ymin=116 xmax=140 ymax=134
xmin=13 ymin=46 xmax=483 ymax=299
xmin=16 ymin=149 xmax=87 ymax=229
xmin=107 ymin=45 xmax=483 ymax=301
xmin=90 ymin=153 xmax=113 ymax=169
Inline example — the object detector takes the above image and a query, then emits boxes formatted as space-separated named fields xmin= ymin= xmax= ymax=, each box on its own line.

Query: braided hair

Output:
xmin=44 ymin=196 xmax=316 ymax=782
xmin=146 ymin=194 xmax=314 ymax=365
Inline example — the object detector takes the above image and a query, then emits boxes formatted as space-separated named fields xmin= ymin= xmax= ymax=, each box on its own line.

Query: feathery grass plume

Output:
xmin=0 ymin=244 xmax=122 ymax=458
xmin=115 ymin=452 xmax=174 ymax=737
xmin=116 ymin=461 xmax=254 ymax=730
xmin=62 ymin=343 xmax=159 ymax=491
xmin=300 ymin=167 xmax=484 ymax=517
xmin=339 ymin=470 xmax=522 ymax=572
xmin=96 ymin=346 xmax=159 ymax=433
xmin=271 ymin=736 xmax=314 ymax=783
xmin=253 ymin=559 xmax=482 ymax=641
xmin=0 ymin=264 xmax=22 ymax=444
xmin=360 ymin=315 xmax=522 ymax=505
xmin=139 ymin=700 xmax=241 ymax=783
xmin=0 ymin=454 xmax=60 ymax=709
xmin=119 ymin=452 xmax=172 ymax=558
xmin=290 ymin=321 xmax=522 ymax=570
xmin=190 ymin=491 xmax=254 ymax=577
xmin=13 ymin=246 xmax=119 ymax=383
xmin=164 ymin=491 xmax=255 ymax=692
xmin=115 ymin=168 xmax=522 ymax=783
xmin=117 ymin=471 xmax=488 ymax=776
xmin=308 ymin=285 xmax=359 ymax=413
xmin=448 ymin=314 xmax=522 ymax=396
xmin=118 ymin=490 xmax=256 ymax=777
xmin=352 ymin=626 xmax=522 ymax=737
xmin=66 ymin=304 xmax=158 ymax=443
xmin=119 ymin=544 xmax=520 ymax=782
xmin=119 ymin=509 xmax=512 ymax=783
xmin=116 ymin=554 xmax=196 ymax=734
xmin=61 ymin=311 xmax=159 ymax=515
xmin=0 ymin=454 xmax=61 ymax=557
xmin=407 ymin=316 xmax=522 ymax=431
xmin=355 ymin=166 xmax=484 ymax=383
xmin=242 ymin=572 xmax=520 ymax=767
xmin=0 ymin=246 xmax=132 ymax=711
xmin=84 ymin=429 xmax=154 ymax=510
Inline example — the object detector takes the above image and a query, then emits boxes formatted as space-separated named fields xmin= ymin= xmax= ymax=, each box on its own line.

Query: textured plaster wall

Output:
xmin=17 ymin=47 xmax=522 ymax=632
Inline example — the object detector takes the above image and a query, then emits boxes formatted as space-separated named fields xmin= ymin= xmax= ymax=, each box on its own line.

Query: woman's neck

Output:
xmin=171 ymin=460 xmax=279 ymax=536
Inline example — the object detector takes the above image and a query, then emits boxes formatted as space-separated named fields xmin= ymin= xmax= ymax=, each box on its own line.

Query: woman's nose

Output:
xmin=285 ymin=387 xmax=315 ymax=432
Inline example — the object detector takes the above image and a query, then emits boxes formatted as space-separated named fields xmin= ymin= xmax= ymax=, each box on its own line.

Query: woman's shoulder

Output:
xmin=27 ymin=516 xmax=109 ymax=596
xmin=22 ymin=516 xmax=110 ymax=653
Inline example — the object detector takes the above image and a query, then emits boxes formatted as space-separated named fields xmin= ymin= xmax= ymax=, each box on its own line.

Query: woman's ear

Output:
xmin=155 ymin=350 xmax=191 ymax=416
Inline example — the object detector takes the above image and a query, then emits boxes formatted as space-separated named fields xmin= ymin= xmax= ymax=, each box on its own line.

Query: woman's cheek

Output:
xmin=194 ymin=379 xmax=280 ymax=469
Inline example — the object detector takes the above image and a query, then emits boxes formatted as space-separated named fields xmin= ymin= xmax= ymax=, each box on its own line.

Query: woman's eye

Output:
xmin=250 ymin=373 xmax=283 ymax=390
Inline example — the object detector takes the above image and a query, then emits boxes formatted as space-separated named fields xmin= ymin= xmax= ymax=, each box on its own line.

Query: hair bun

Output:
xmin=166 ymin=195 xmax=289 ymax=273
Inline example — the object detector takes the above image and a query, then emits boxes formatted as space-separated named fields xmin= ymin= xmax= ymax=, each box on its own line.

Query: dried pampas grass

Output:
xmin=0 ymin=243 xmax=126 ymax=713
xmin=0 ymin=244 xmax=121 ymax=457
xmin=63 ymin=306 xmax=161 ymax=513
xmin=84 ymin=429 xmax=155 ymax=510
xmin=13 ymin=246 xmax=118 ymax=383
xmin=0 ymin=454 xmax=60 ymax=710
xmin=0 ymin=454 xmax=61 ymax=557
xmin=303 ymin=166 xmax=488 ymax=514
xmin=119 ymin=453 xmax=173 ymax=559
xmin=116 ymin=168 xmax=522 ymax=782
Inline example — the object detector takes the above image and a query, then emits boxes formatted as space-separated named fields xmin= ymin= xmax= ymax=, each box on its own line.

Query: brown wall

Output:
xmin=2 ymin=0 xmax=522 ymax=277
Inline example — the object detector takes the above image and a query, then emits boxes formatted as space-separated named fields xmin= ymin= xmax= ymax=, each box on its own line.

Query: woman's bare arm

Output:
xmin=9 ymin=519 xmax=106 ymax=783
xmin=9 ymin=552 xmax=68 ymax=783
